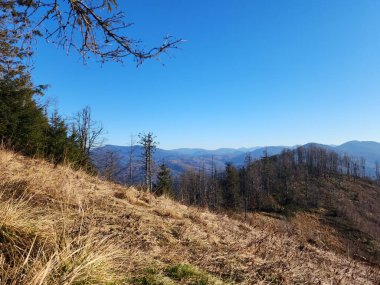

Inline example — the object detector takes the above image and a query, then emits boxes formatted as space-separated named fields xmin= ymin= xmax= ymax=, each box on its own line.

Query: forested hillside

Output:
xmin=0 ymin=1 xmax=107 ymax=171
xmin=174 ymin=146 xmax=380 ymax=264
xmin=1 ymin=148 xmax=379 ymax=284
xmin=93 ymin=142 xmax=380 ymax=265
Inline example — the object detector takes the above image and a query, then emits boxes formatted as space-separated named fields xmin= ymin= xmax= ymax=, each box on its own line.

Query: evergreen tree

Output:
xmin=0 ymin=32 xmax=90 ymax=168
xmin=156 ymin=163 xmax=173 ymax=197
xmin=0 ymin=64 xmax=49 ymax=156
xmin=0 ymin=2 xmax=118 ymax=170
xmin=64 ymin=128 xmax=88 ymax=168
xmin=0 ymin=3 xmax=49 ymax=156
xmin=46 ymin=111 xmax=70 ymax=164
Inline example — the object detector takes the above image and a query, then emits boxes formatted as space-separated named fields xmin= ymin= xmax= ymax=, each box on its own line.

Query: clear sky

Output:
xmin=32 ymin=0 xmax=380 ymax=149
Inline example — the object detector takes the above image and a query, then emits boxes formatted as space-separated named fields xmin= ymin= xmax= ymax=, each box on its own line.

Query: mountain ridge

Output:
xmin=91 ymin=141 xmax=380 ymax=182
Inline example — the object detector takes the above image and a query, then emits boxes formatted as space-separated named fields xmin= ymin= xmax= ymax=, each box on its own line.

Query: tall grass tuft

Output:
xmin=0 ymin=185 xmax=122 ymax=285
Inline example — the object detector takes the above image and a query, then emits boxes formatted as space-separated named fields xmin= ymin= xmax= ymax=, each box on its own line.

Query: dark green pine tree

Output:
xmin=46 ymin=111 xmax=70 ymax=164
xmin=0 ymin=71 xmax=49 ymax=156
xmin=156 ymin=163 xmax=173 ymax=197
xmin=0 ymin=6 xmax=49 ymax=156
xmin=0 ymin=10 xmax=88 ymax=167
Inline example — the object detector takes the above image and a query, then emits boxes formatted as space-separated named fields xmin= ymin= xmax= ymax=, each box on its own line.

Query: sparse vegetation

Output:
xmin=1 ymin=148 xmax=379 ymax=284
xmin=172 ymin=146 xmax=380 ymax=264
xmin=166 ymin=264 xmax=201 ymax=281
xmin=166 ymin=264 xmax=213 ymax=285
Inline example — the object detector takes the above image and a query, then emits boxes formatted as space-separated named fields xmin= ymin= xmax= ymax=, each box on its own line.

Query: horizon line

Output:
xmin=99 ymin=140 xmax=380 ymax=151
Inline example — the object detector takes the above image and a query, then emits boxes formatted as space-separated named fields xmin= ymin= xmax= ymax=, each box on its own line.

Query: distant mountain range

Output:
xmin=91 ymin=141 xmax=380 ymax=182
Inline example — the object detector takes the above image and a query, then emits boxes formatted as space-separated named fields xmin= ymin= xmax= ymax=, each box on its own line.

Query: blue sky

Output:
xmin=32 ymin=0 xmax=380 ymax=149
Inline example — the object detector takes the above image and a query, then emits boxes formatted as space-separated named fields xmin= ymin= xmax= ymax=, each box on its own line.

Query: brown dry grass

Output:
xmin=1 ymin=149 xmax=379 ymax=284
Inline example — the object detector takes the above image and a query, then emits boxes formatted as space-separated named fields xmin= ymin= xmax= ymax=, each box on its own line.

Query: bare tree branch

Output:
xmin=1 ymin=0 xmax=183 ymax=65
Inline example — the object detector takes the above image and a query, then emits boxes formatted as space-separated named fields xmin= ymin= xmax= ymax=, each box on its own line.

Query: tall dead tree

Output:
xmin=242 ymin=154 xmax=253 ymax=219
xmin=138 ymin=132 xmax=158 ymax=192
xmin=128 ymin=133 xmax=135 ymax=185
xmin=376 ymin=161 xmax=380 ymax=181
xmin=210 ymin=155 xmax=218 ymax=210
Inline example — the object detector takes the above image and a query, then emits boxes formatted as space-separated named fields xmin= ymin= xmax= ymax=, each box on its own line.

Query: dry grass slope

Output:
xmin=0 ymin=148 xmax=379 ymax=284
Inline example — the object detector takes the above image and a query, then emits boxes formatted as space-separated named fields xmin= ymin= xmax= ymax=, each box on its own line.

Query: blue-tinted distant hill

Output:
xmin=91 ymin=141 xmax=380 ymax=183
xmin=334 ymin=141 xmax=380 ymax=176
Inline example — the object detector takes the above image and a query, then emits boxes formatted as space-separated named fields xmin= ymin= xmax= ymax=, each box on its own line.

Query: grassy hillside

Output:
xmin=278 ymin=176 xmax=380 ymax=265
xmin=1 ymin=148 xmax=379 ymax=284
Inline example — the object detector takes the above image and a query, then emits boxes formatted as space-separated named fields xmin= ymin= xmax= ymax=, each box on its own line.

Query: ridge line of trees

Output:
xmin=173 ymin=145 xmax=373 ymax=213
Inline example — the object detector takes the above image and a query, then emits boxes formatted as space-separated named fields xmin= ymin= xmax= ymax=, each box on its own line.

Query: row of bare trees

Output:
xmin=173 ymin=146 xmax=372 ymax=214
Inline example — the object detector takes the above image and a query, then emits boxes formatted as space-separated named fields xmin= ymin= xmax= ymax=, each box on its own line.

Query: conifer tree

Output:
xmin=156 ymin=163 xmax=173 ymax=197
xmin=0 ymin=3 xmax=48 ymax=155
xmin=46 ymin=111 xmax=69 ymax=164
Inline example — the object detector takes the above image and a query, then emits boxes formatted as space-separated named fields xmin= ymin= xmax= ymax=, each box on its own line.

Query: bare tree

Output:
xmin=128 ymin=133 xmax=135 ymax=185
xmin=103 ymin=150 xmax=119 ymax=181
xmin=241 ymin=154 xmax=253 ymax=219
xmin=2 ymin=0 xmax=182 ymax=65
xmin=210 ymin=155 xmax=218 ymax=211
xmin=360 ymin=157 xmax=366 ymax=178
xmin=72 ymin=106 xmax=104 ymax=164
xmin=138 ymin=132 xmax=158 ymax=191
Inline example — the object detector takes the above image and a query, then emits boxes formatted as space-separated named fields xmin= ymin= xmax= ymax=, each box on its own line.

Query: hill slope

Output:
xmin=1 ymin=149 xmax=379 ymax=284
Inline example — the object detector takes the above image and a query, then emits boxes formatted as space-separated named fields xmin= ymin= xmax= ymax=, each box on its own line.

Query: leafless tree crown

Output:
xmin=1 ymin=0 xmax=183 ymax=64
